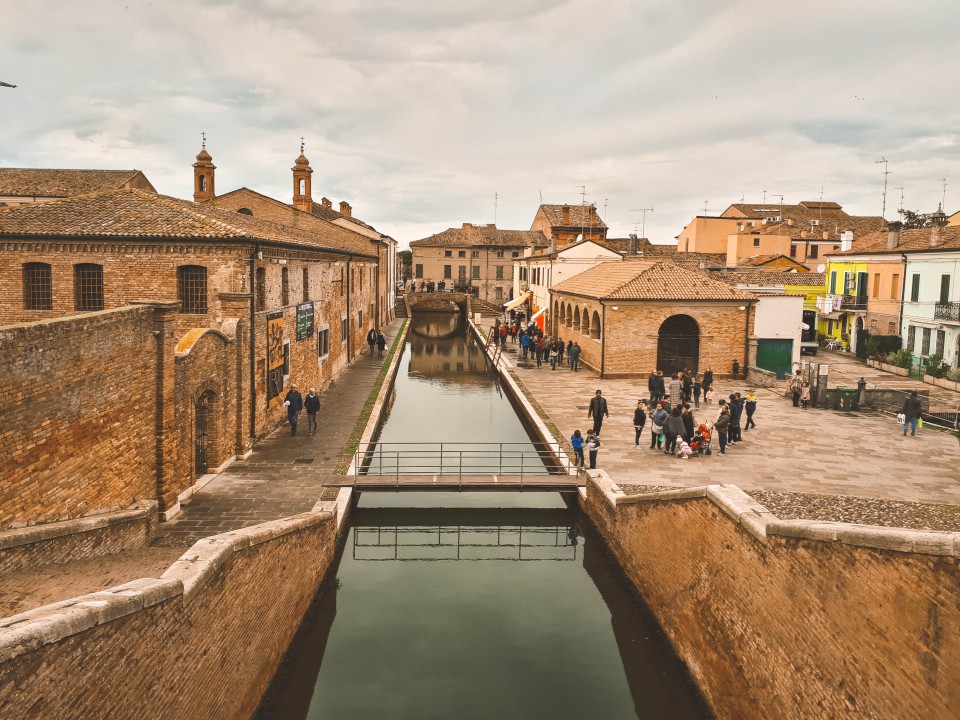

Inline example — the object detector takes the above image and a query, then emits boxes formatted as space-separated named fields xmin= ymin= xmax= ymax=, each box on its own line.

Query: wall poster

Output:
xmin=266 ymin=311 xmax=285 ymax=406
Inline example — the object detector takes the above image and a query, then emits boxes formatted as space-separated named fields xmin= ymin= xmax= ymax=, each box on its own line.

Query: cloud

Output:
xmin=2 ymin=0 xmax=960 ymax=247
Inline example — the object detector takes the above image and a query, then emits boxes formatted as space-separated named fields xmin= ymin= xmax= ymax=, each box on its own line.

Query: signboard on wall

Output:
xmin=296 ymin=302 xmax=314 ymax=340
xmin=266 ymin=311 xmax=285 ymax=406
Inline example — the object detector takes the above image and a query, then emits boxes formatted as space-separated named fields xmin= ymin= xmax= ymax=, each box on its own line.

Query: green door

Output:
xmin=756 ymin=339 xmax=793 ymax=379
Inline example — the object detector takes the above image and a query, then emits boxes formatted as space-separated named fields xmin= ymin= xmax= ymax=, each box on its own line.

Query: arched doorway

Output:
xmin=195 ymin=391 xmax=217 ymax=478
xmin=657 ymin=315 xmax=700 ymax=375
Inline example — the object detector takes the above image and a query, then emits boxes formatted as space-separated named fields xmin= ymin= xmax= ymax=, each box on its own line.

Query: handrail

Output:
xmin=351 ymin=441 xmax=576 ymax=478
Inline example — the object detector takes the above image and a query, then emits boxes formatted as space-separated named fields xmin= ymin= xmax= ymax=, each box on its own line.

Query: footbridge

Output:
xmin=335 ymin=442 xmax=584 ymax=493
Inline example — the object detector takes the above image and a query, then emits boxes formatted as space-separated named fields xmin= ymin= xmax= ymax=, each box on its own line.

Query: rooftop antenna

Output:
xmin=892 ymin=187 xmax=905 ymax=212
xmin=603 ymin=197 xmax=608 ymax=222
xmin=539 ymin=189 xmax=543 ymax=204
xmin=201 ymin=131 xmax=206 ymax=150
xmin=630 ymin=207 xmax=654 ymax=239
xmin=938 ymin=177 xmax=948 ymax=209
xmin=740 ymin=193 xmax=745 ymax=203
xmin=818 ymin=185 xmax=825 ymax=227
xmin=876 ymin=157 xmax=891 ymax=219
xmin=494 ymin=192 xmax=498 ymax=225
xmin=702 ymin=200 xmax=709 ymax=216
xmin=300 ymin=136 xmax=305 ymax=154
xmin=762 ymin=189 xmax=766 ymax=204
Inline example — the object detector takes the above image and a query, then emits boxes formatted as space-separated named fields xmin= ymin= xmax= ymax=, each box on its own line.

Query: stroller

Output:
xmin=690 ymin=423 xmax=712 ymax=456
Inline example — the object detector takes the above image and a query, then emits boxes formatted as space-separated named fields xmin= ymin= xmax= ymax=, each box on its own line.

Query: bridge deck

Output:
xmin=326 ymin=474 xmax=583 ymax=492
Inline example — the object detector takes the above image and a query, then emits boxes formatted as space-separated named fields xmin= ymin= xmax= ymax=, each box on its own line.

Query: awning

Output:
xmin=503 ymin=291 xmax=531 ymax=311
xmin=819 ymin=312 xmax=843 ymax=321
xmin=531 ymin=307 xmax=547 ymax=321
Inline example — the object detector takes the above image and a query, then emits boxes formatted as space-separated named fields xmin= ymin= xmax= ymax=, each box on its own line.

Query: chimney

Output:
xmin=561 ymin=205 xmax=570 ymax=225
xmin=840 ymin=231 xmax=854 ymax=252
xmin=628 ymin=233 xmax=638 ymax=256
xmin=339 ymin=201 xmax=352 ymax=218
xmin=886 ymin=221 xmax=902 ymax=249
xmin=930 ymin=204 xmax=948 ymax=247
xmin=822 ymin=231 xmax=829 ymax=240
xmin=321 ymin=197 xmax=333 ymax=209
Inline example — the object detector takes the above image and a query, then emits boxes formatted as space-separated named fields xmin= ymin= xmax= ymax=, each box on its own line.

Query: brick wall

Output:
xmin=0 ymin=307 xmax=158 ymax=529
xmin=582 ymin=478 xmax=960 ymax=719
xmin=0 ymin=506 xmax=337 ymax=720
xmin=552 ymin=296 xmax=750 ymax=377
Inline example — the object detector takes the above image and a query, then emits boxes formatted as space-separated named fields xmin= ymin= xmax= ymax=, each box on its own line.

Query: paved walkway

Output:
xmin=496 ymin=342 xmax=960 ymax=505
xmin=152 ymin=319 xmax=404 ymax=547
xmin=815 ymin=348 xmax=960 ymax=400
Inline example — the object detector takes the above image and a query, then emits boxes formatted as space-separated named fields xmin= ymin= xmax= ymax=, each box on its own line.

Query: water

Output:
xmin=255 ymin=313 xmax=710 ymax=719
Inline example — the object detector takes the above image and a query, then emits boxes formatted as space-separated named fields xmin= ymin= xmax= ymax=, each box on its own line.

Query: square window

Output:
xmin=74 ymin=263 xmax=104 ymax=311
xmin=23 ymin=262 xmax=52 ymax=310
xmin=177 ymin=265 xmax=208 ymax=314
xmin=458 ymin=250 xmax=466 ymax=258
xmin=444 ymin=250 xmax=452 ymax=257
xmin=318 ymin=328 xmax=329 ymax=358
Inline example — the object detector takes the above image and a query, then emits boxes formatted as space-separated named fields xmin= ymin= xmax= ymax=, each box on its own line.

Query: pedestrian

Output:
xmin=366 ymin=327 xmax=378 ymax=355
xmin=533 ymin=338 xmax=543 ymax=367
xmin=901 ymin=390 xmax=922 ymax=436
xmin=801 ymin=382 xmax=811 ymax=409
xmin=654 ymin=371 xmax=666 ymax=404
xmin=727 ymin=394 xmax=742 ymax=443
xmin=693 ymin=376 xmax=702 ymax=409
xmin=284 ymin=385 xmax=303 ymax=436
xmin=660 ymin=394 xmax=672 ymax=414
xmin=649 ymin=403 xmax=668 ymax=449
xmin=588 ymin=389 xmax=609 ymax=436
xmin=571 ymin=429 xmax=585 ymax=467
xmin=570 ymin=342 xmax=581 ymax=371
xmin=585 ymin=429 xmax=601 ymax=469
xmin=633 ymin=400 xmax=647 ymax=446
xmin=714 ymin=405 xmax=730 ymax=455
xmin=790 ymin=372 xmax=802 ymax=407
xmin=681 ymin=404 xmax=695 ymax=443
xmin=669 ymin=374 xmax=682 ymax=403
xmin=550 ymin=339 xmax=560 ymax=370
xmin=376 ymin=331 xmax=387 ymax=357
xmin=304 ymin=387 xmax=320 ymax=435
xmin=744 ymin=390 xmax=757 ymax=430
xmin=520 ymin=332 xmax=530 ymax=359
xmin=648 ymin=371 xmax=658 ymax=404
xmin=705 ymin=387 xmax=715 ymax=406
xmin=702 ymin=367 xmax=714 ymax=393
xmin=556 ymin=338 xmax=565 ymax=364
xmin=566 ymin=340 xmax=574 ymax=367
xmin=732 ymin=359 xmax=740 ymax=380
xmin=664 ymin=407 xmax=685 ymax=454
xmin=500 ymin=322 xmax=508 ymax=345
xmin=682 ymin=372 xmax=693 ymax=404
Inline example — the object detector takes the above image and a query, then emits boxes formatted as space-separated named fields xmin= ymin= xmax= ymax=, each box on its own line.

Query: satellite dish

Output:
xmin=816 ymin=264 xmax=826 ymax=273
xmin=576 ymin=234 xmax=584 ymax=242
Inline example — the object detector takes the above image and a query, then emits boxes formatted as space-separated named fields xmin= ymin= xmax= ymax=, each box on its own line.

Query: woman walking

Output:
xmin=693 ymin=376 xmax=702 ymax=409
xmin=633 ymin=400 xmax=647 ymax=447
xmin=649 ymin=403 xmax=668 ymax=450
xmin=714 ymin=406 xmax=730 ymax=455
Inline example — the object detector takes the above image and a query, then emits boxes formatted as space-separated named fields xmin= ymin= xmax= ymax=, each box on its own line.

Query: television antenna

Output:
xmin=938 ymin=177 xmax=948 ymax=209
xmin=892 ymin=187 xmax=905 ymax=212
xmin=629 ymin=207 xmax=654 ymax=239
xmin=494 ymin=192 xmax=498 ymax=225
xmin=876 ymin=157 xmax=892 ymax=219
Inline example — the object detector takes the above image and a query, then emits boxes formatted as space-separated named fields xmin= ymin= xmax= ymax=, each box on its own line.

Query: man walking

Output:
xmin=588 ymin=389 xmax=609 ymax=436
xmin=744 ymin=390 xmax=757 ymax=430
xmin=901 ymin=390 xmax=922 ymax=436
xmin=366 ymin=327 xmax=378 ymax=355
xmin=304 ymin=387 xmax=320 ymax=435
xmin=570 ymin=342 xmax=581 ymax=371
xmin=284 ymin=385 xmax=303 ymax=436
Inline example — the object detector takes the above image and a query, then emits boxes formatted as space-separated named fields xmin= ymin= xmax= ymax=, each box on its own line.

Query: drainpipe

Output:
xmin=375 ymin=241 xmax=381 ymax=327
xmin=743 ymin=302 xmax=752 ymax=375
xmin=898 ymin=253 xmax=908 ymax=340
xmin=248 ymin=246 xmax=258 ymax=440
xmin=600 ymin=302 xmax=606 ymax=378
xmin=346 ymin=257 xmax=352 ymax=362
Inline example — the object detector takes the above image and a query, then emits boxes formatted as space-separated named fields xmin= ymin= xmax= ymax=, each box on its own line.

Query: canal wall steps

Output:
xmin=0 ymin=500 xmax=339 ymax=720
xmin=581 ymin=472 xmax=960 ymax=720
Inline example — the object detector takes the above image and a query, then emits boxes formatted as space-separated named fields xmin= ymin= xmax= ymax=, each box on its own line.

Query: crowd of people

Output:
xmin=568 ymin=370 xmax=761 ymax=467
xmin=489 ymin=320 xmax=582 ymax=372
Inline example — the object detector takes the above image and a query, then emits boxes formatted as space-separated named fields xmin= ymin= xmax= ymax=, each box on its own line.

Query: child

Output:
xmin=570 ymin=429 xmax=585 ymax=468
xmin=677 ymin=441 xmax=693 ymax=459
xmin=585 ymin=429 xmax=601 ymax=469
xmin=705 ymin=387 xmax=715 ymax=406
xmin=800 ymin=382 xmax=811 ymax=409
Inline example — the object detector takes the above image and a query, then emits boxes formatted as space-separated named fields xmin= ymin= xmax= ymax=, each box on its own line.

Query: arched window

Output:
xmin=298 ymin=179 xmax=305 ymax=194
xmin=237 ymin=207 xmax=253 ymax=216
xmin=74 ymin=263 xmax=104 ymax=311
xmin=581 ymin=308 xmax=590 ymax=336
xmin=256 ymin=267 xmax=266 ymax=311
xmin=177 ymin=265 xmax=208 ymax=314
xmin=199 ymin=175 xmax=207 ymax=192
xmin=591 ymin=310 xmax=601 ymax=340
xmin=23 ymin=262 xmax=52 ymax=310
xmin=281 ymin=267 xmax=290 ymax=306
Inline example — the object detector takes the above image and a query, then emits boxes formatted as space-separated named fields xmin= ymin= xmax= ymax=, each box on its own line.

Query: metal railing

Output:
xmin=864 ymin=385 xmax=960 ymax=430
xmin=841 ymin=295 xmax=867 ymax=311
xmin=934 ymin=301 xmax=960 ymax=322
xmin=352 ymin=441 xmax=571 ymax=478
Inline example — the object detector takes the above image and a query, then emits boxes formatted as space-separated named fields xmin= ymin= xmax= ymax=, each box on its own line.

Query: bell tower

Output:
xmin=193 ymin=132 xmax=216 ymax=203
xmin=292 ymin=137 xmax=313 ymax=212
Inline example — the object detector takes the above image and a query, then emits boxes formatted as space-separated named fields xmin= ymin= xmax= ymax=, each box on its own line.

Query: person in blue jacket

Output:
xmin=570 ymin=429 xmax=585 ymax=468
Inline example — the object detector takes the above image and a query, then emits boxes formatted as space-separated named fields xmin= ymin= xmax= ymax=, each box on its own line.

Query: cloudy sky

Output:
xmin=3 ymin=0 xmax=959 ymax=247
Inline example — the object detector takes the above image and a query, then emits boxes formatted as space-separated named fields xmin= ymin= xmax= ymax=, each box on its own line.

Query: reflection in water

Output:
xmin=255 ymin=501 xmax=710 ymax=720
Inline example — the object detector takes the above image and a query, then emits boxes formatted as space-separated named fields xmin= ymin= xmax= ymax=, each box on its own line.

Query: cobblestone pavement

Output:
xmin=152 ymin=319 xmax=403 ymax=547
xmin=495 ymin=341 xmax=960 ymax=505
xmin=812 ymin=348 xmax=960 ymax=398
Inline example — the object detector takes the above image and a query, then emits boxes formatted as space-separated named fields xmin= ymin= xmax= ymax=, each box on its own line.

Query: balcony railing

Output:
xmin=935 ymin=301 xmax=960 ymax=322
xmin=841 ymin=295 xmax=867 ymax=311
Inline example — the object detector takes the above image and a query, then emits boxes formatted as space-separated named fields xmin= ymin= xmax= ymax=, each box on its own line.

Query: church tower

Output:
xmin=292 ymin=139 xmax=313 ymax=212
xmin=192 ymin=133 xmax=216 ymax=203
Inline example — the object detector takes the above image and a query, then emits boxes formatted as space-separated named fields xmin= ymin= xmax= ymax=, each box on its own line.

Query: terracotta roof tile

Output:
xmin=0 ymin=168 xmax=154 ymax=197
xmin=536 ymin=204 xmax=608 ymax=230
xmin=552 ymin=259 xmax=756 ymax=301
xmin=710 ymin=270 xmax=826 ymax=287
xmin=410 ymin=223 xmax=548 ymax=248
xmin=600 ymin=237 xmax=678 ymax=256
xmin=831 ymin=225 xmax=960 ymax=255
xmin=0 ymin=188 xmax=377 ymax=256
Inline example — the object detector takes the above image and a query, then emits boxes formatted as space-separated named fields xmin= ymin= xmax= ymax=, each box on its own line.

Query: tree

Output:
xmin=897 ymin=209 xmax=932 ymax=229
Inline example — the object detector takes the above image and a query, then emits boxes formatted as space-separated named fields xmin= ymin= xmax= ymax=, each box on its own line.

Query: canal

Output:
xmin=255 ymin=312 xmax=710 ymax=719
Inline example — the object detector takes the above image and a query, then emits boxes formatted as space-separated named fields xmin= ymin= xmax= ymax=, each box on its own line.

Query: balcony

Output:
xmin=841 ymin=295 xmax=867 ymax=311
xmin=934 ymin=301 xmax=960 ymax=323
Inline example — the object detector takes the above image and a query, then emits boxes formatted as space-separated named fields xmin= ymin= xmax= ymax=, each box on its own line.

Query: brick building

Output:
xmin=0 ymin=148 xmax=388 ymax=526
xmin=409 ymin=223 xmax=548 ymax=302
xmin=530 ymin=203 xmax=607 ymax=249
xmin=549 ymin=259 xmax=757 ymax=377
